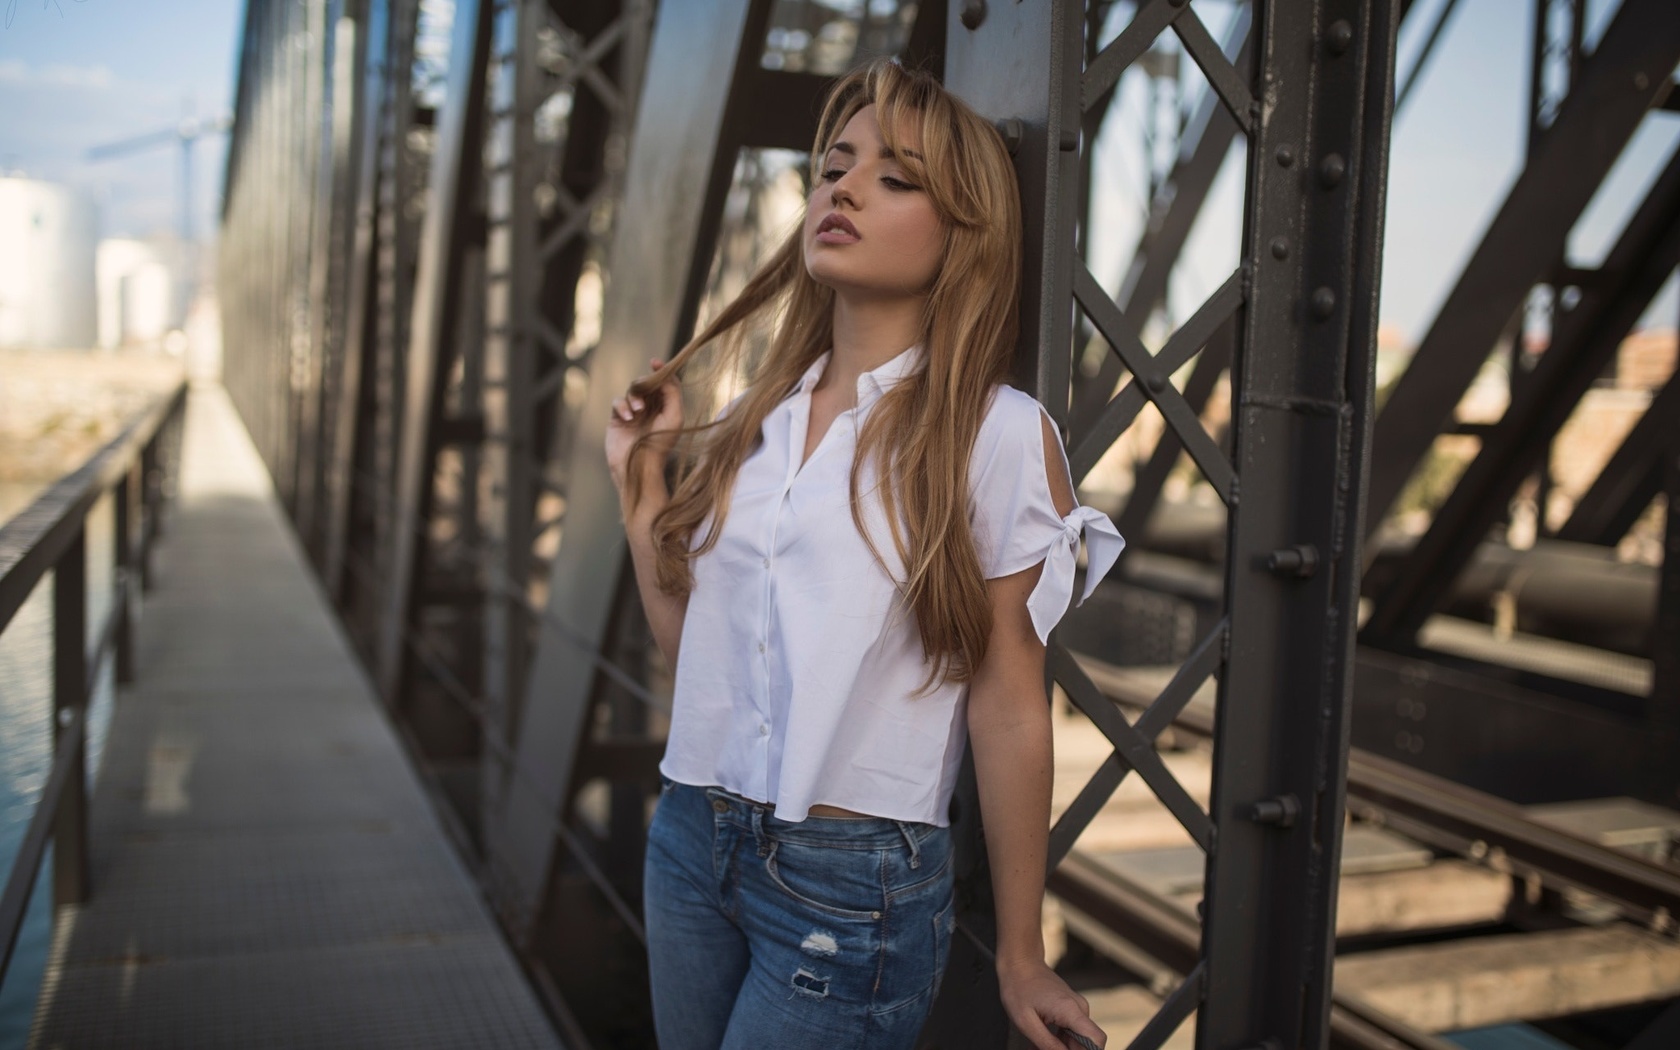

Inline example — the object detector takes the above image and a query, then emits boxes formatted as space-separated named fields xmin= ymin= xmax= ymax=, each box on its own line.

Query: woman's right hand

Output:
xmin=606 ymin=357 xmax=684 ymax=499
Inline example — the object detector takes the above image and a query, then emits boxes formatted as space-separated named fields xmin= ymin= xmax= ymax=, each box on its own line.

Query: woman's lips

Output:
xmin=815 ymin=213 xmax=860 ymax=244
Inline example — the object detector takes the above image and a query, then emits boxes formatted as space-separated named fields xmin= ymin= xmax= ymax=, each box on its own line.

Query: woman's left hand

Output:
xmin=998 ymin=958 xmax=1107 ymax=1050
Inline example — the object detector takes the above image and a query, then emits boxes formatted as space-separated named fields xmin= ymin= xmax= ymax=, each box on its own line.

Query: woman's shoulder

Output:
xmin=976 ymin=384 xmax=1056 ymax=453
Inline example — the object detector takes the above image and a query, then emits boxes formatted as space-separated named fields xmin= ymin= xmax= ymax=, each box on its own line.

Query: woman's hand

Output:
xmin=606 ymin=358 xmax=684 ymax=504
xmin=998 ymin=958 xmax=1106 ymax=1050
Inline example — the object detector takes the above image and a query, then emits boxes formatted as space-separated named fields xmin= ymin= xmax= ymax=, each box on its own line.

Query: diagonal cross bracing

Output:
xmin=1364 ymin=0 xmax=1680 ymax=537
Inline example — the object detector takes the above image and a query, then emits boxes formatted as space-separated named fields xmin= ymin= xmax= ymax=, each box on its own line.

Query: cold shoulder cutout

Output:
xmin=969 ymin=387 xmax=1126 ymax=643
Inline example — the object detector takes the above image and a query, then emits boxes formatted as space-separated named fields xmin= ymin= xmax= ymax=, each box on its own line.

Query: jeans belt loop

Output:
xmin=895 ymin=821 xmax=921 ymax=869
xmin=751 ymin=807 xmax=770 ymax=858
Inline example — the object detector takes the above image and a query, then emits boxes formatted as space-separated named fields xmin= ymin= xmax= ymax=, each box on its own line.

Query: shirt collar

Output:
xmin=789 ymin=345 xmax=923 ymax=408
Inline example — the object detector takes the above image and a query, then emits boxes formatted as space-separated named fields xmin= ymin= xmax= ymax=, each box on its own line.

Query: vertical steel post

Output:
xmin=114 ymin=466 xmax=138 ymax=686
xmin=1199 ymin=3 xmax=1397 ymax=1048
xmin=52 ymin=528 xmax=89 ymax=908
xmin=377 ymin=0 xmax=493 ymax=704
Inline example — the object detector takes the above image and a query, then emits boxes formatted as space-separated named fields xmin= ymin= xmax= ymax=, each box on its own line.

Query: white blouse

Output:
xmin=659 ymin=346 xmax=1125 ymax=826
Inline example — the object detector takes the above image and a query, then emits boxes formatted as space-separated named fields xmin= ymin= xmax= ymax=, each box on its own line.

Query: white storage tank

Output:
xmin=0 ymin=177 xmax=98 ymax=349
xmin=96 ymin=239 xmax=179 ymax=347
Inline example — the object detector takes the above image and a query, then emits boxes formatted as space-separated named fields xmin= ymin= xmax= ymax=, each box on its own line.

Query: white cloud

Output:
xmin=0 ymin=59 xmax=115 ymax=89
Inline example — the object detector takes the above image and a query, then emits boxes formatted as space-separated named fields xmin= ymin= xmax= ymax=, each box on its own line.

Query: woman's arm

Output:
xmin=965 ymin=408 xmax=1106 ymax=1050
xmin=968 ymin=565 xmax=1104 ymax=1050
xmin=606 ymin=359 xmax=689 ymax=668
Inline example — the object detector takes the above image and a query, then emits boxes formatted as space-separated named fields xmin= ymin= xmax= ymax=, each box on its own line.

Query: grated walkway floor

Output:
xmin=29 ymin=384 xmax=562 ymax=1049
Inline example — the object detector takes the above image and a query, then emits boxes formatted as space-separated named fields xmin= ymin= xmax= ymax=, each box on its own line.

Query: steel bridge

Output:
xmin=4 ymin=1 xmax=1680 ymax=1048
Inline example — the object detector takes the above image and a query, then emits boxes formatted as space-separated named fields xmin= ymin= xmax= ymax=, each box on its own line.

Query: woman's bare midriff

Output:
xmin=808 ymin=803 xmax=872 ymax=819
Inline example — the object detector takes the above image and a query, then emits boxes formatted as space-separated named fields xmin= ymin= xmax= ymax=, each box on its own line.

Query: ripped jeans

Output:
xmin=644 ymin=780 xmax=956 ymax=1050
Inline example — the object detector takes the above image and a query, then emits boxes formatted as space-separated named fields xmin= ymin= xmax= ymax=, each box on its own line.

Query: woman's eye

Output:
xmin=821 ymin=167 xmax=848 ymax=181
xmin=882 ymin=176 xmax=919 ymax=191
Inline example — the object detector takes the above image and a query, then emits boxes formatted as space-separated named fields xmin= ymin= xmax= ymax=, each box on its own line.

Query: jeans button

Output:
xmin=712 ymin=799 xmax=729 ymax=814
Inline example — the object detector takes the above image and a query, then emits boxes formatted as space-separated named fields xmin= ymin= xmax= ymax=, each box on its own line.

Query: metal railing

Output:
xmin=0 ymin=380 xmax=188 ymax=990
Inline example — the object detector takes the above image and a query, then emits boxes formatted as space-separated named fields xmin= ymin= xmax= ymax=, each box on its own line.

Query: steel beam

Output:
xmin=378 ymin=0 xmax=492 ymax=704
xmin=1653 ymin=445 xmax=1680 ymax=747
xmin=486 ymin=0 xmax=768 ymax=937
xmin=1198 ymin=2 xmax=1397 ymax=1047
xmin=323 ymin=0 xmax=388 ymax=601
xmin=1364 ymin=0 xmax=1680 ymax=536
xmin=1363 ymin=147 xmax=1680 ymax=642
xmin=1558 ymin=370 xmax=1680 ymax=547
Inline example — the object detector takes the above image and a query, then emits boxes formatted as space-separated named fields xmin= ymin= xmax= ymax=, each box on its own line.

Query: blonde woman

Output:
xmin=606 ymin=59 xmax=1121 ymax=1050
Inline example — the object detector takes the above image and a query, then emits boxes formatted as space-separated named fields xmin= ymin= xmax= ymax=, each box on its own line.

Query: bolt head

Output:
xmin=1319 ymin=153 xmax=1346 ymax=187
xmin=1269 ymin=237 xmax=1289 ymax=260
xmin=1311 ymin=287 xmax=1336 ymax=318
xmin=1327 ymin=20 xmax=1353 ymax=54
xmin=1275 ymin=146 xmax=1294 ymax=168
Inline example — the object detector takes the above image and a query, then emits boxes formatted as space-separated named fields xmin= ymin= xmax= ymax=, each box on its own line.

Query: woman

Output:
xmin=605 ymin=59 xmax=1121 ymax=1050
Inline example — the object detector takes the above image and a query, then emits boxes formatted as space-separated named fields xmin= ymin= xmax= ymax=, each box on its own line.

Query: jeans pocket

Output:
xmin=764 ymin=841 xmax=886 ymax=920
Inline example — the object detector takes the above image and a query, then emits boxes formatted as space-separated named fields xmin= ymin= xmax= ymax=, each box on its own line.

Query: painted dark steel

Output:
xmin=488 ymin=0 xmax=763 ymax=937
xmin=1557 ymin=370 xmax=1680 ymax=547
xmin=1199 ymin=1 xmax=1397 ymax=1045
xmin=323 ymin=0 xmax=388 ymax=600
xmin=1364 ymin=146 xmax=1680 ymax=642
xmin=1364 ymin=0 xmax=1680 ymax=535
xmin=378 ymin=0 xmax=492 ymax=703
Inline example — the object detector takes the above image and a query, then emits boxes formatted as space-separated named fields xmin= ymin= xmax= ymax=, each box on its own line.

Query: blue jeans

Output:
xmin=644 ymin=780 xmax=956 ymax=1050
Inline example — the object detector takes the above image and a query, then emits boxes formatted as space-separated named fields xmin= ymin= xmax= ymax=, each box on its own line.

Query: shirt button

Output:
xmin=759 ymin=724 xmax=769 ymax=736
xmin=757 ymin=641 xmax=766 ymax=654
xmin=762 ymin=558 xmax=770 ymax=569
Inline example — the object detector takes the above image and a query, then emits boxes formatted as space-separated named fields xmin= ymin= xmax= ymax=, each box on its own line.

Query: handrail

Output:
xmin=0 ymin=379 xmax=188 ymax=991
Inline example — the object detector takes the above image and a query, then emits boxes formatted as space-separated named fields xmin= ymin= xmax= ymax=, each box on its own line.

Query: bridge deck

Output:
xmin=28 ymin=385 xmax=561 ymax=1049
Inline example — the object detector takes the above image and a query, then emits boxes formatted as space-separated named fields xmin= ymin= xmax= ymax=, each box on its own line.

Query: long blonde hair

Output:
xmin=626 ymin=59 xmax=1023 ymax=685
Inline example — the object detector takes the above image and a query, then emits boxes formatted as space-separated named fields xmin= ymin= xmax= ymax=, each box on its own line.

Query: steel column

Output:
xmin=1199 ymin=1 xmax=1397 ymax=1046
xmin=323 ymin=0 xmax=388 ymax=601
xmin=52 ymin=527 xmax=88 ymax=909
xmin=486 ymin=0 xmax=767 ymax=936
xmin=378 ymin=0 xmax=492 ymax=704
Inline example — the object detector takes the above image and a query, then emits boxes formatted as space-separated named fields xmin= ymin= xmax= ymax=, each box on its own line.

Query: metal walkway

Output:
xmin=26 ymin=385 xmax=561 ymax=1049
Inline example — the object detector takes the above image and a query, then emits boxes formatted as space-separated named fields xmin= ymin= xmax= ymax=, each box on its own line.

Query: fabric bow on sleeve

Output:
xmin=1024 ymin=505 xmax=1127 ymax=644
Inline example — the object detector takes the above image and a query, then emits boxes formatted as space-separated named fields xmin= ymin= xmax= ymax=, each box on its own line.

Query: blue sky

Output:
xmin=0 ymin=0 xmax=1674 ymax=344
xmin=0 ymin=0 xmax=242 ymax=242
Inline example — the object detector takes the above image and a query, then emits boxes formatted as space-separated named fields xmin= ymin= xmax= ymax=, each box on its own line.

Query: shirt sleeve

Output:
xmin=970 ymin=387 xmax=1126 ymax=643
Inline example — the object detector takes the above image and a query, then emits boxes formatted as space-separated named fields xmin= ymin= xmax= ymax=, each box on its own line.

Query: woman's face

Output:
xmin=803 ymin=104 xmax=944 ymax=300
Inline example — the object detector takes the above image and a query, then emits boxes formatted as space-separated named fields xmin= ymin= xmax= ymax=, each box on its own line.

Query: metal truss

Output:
xmin=218 ymin=0 xmax=1680 ymax=1044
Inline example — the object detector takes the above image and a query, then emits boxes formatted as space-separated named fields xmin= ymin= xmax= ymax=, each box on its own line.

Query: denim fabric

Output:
xmin=644 ymin=779 xmax=956 ymax=1050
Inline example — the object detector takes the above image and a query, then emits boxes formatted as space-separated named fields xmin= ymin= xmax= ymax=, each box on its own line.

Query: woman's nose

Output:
xmin=830 ymin=170 xmax=860 ymax=207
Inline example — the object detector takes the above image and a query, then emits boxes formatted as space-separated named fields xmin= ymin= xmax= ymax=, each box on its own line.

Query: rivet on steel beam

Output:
xmin=1269 ymin=237 xmax=1289 ymax=260
xmin=1275 ymin=145 xmax=1294 ymax=168
xmin=995 ymin=118 xmax=1023 ymax=156
xmin=1319 ymin=153 xmax=1346 ymax=187
xmin=1311 ymin=287 xmax=1337 ymax=318
xmin=1327 ymin=20 xmax=1353 ymax=55
xmin=1146 ymin=372 xmax=1167 ymax=393
xmin=1266 ymin=543 xmax=1319 ymax=577
xmin=961 ymin=0 xmax=986 ymax=29
xmin=1634 ymin=71 xmax=1650 ymax=91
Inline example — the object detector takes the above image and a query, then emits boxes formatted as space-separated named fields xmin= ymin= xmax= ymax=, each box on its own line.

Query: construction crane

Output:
xmin=86 ymin=112 xmax=233 ymax=247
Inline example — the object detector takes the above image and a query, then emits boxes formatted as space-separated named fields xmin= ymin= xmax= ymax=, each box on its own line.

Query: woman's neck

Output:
xmin=820 ymin=293 xmax=924 ymax=400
